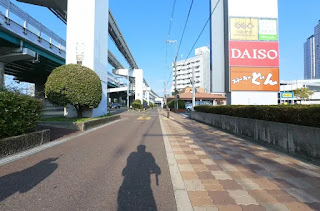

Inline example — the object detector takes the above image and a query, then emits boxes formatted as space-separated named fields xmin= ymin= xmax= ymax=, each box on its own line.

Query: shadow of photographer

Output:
xmin=0 ymin=157 xmax=60 ymax=202
xmin=117 ymin=145 xmax=161 ymax=211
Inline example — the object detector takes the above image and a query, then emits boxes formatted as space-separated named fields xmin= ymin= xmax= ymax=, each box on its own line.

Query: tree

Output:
xmin=293 ymin=88 xmax=314 ymax=102
xmin=45 ymin=64 xmax=102 ymax=117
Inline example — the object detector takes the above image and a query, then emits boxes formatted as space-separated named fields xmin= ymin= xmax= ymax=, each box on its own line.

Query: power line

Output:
xmin=183 ymin=0 xmax=221 ymax=65
xmin=167 ymin=0 xmax=177 ymax=39
xmin=165 ymin=0 xmax=177 ymax=97
xmin=176 ymin=0 xmax=194 ymax=62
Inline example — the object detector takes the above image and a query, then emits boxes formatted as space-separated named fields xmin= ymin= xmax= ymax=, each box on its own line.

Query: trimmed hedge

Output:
xmin=194 ymin=105 xmax=320 ymax=128
xmin=45 ymin=64 xmax=102 ymax=117
xmin=131 ymin=100 xmax=142 ymax=110
xmin=0 ymin=90 xmax=43 ymax=139
xmin=168 ymin=99 xmax=185 ymax=109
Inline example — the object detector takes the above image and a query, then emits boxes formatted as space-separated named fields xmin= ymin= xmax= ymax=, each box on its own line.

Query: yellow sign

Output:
xmin=282 ymin=93 xmax=292 ymax=98
xmin=230 ymin=18 xmax=258 ymax=41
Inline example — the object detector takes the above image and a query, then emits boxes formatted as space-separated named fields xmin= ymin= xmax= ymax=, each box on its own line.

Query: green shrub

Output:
xmin=131 ymin=102 xmax=143 ymax=110
xmin=45 ymin=64 xmax=102 ymax=117
xmin=168 ymin=99 xmax=185 ymax=109
xmin=194 ymin=105 xmax=320 ymax=128
xmin=0 ymin=90 xmax=42 ymax=139
xmin=131 ymin=99 xmax=144 ymax=110
xmin=133 ymin=99 xmax=141 ymax=104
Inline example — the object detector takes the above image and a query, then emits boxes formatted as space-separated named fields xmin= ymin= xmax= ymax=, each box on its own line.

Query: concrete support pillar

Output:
xmin=118 ymin=96 xmax=122 ymax=105
xmin=0 ymin=62 xmax=4 ymax=89
xmin=35 ymin=82 xmax=45 ymax=99
xmin=133 ymin=69 xmax=143 ymax=103
xmin=66 ymin=0 xmax=109 ymax=117
xmin=146 ymin=90 xmax=150 ymax=104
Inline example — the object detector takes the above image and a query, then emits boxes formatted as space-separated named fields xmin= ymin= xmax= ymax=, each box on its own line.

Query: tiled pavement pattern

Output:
xmin=161 ymin=112 xmax=320 ymax=211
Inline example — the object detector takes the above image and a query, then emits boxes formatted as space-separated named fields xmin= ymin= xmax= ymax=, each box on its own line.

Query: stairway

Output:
xmin=41 ymin=100 xmax=64 ymax=118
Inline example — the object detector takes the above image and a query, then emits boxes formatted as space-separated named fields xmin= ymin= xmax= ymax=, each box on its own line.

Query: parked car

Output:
xmin=110 ymin=103 xmax=121 ymax=109
xmin=185 ymin=103 xmax=193 ymax=112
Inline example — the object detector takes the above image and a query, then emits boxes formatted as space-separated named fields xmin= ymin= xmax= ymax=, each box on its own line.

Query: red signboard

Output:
xmin=229 ymin=41 xmax=279 ymax=67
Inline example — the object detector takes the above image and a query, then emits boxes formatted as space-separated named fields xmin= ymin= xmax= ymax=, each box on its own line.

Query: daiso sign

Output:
xmin=229 ymin=41 xmax=279 ymax=67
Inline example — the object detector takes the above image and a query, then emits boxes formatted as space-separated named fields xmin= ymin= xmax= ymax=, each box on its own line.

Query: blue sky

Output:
xmin=7 ymin=0 xmax=320 ymax=96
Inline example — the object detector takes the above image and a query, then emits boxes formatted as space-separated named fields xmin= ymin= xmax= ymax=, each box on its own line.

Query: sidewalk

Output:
xmin=161 ymin=112 xmax=320 ymax=211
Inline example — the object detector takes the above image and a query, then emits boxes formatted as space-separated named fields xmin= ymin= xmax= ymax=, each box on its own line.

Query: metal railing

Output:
xmin=0 ymin=0 xmax=66 ymax=51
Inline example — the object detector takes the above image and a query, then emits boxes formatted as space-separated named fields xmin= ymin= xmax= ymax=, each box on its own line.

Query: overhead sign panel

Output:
xmin=230 ymin=18 xmax=258 ymax=41
xmin=259 ymin=19 xmax=278 ymax=41
xmin=229 ymin=41 xmax=279 ymax=67
xmin=230 ymin=67 xmax=279 ymax=91
xmin=228 ymin=0 xmax=278 ymax=18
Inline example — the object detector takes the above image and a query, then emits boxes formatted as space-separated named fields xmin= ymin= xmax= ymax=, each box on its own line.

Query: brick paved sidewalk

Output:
xmin=161 ymin=112 xmax=320 ymax=211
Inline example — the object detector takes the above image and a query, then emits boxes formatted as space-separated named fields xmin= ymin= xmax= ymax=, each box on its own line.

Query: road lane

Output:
xmin=0 ymin=109 xmax=176 ymax=211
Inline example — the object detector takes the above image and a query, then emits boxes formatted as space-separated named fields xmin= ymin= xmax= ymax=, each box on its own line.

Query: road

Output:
xmin=0 ymin=109 xmax=176 ymax=211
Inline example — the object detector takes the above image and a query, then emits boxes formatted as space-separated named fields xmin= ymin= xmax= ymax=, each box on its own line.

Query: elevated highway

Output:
xmin=0 ymin=0 xmax=159 ymax=105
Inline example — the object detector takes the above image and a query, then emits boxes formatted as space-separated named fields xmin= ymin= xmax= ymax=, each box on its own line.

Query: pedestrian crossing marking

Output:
xmin=137 ymin=116 xmax=151 ymax=120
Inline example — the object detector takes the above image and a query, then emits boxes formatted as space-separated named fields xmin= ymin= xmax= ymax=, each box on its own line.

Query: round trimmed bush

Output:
xmin=45 ymin=64 xmax=102 ymax=117
xmin=0 ymin=90 xmax=42 ymax=139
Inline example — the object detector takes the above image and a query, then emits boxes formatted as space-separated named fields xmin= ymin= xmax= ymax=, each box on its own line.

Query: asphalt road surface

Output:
xmin=0 ymin=109 xmax=176 ymax=211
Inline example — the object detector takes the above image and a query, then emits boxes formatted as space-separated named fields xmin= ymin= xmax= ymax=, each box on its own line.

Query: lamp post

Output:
xmin=166 ymin=40 xmax=178 ymax=110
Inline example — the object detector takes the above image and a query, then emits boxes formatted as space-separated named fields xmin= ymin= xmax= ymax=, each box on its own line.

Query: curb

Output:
xmin=159 ymin=113 xmax=193 ymax=211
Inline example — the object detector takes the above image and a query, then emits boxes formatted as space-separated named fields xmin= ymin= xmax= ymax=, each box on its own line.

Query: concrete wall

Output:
xmin=0 ymin=129 xmax=50 ymax=157
xmin=190 ymin=111 xmax=320 ymax=160
xmin=38 ymin=115 xmax=120 ymax=131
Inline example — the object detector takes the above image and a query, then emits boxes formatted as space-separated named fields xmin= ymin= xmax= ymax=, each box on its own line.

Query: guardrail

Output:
xmin=0 ymin=0 xmax=66 ymax=51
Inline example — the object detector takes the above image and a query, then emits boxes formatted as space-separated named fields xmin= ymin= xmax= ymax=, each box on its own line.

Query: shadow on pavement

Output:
xmin=0 ymin=157 xmax=59 ymax=202
xmin=117 ymin=145 xmax=161 ymax=211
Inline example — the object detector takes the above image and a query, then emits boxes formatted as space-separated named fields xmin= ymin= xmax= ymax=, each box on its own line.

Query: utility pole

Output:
xmin=192 ymin=66 xmax=196 ymax=110
xmin=166 ymin=40 xmax=178 ymax=110
xmin=163 ymin=81 xmax=167 ymax=107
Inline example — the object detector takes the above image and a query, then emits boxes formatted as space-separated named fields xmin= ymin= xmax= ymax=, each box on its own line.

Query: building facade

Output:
xmin=304 ymin=35 xmax=316 ymax=79
xmin=304 ymin=20 xmax=320 ymax=79
xmin=172 ymin=47 xmax=210 ymax=93
xmin=315 ymin=21 xmax=320 ymax=78
xmin=280 ymin=79 xmax=320 ymax=104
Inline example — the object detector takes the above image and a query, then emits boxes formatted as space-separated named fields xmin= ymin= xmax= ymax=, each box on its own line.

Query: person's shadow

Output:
xmin=117 ymin=145 xmax=161 ymax=211
xmin=0 ymin=157 xmax=59 ymax=202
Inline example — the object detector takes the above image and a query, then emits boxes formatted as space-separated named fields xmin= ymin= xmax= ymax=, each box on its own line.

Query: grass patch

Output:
xmin=40 ymin=113 xmax=112 ymax=123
